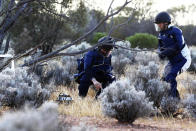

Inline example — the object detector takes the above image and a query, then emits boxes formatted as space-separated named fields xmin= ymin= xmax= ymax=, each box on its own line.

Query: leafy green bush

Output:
xmin=126 ymin=33 xmax=158 ymax=49
xmin=91 ymin=32 xmax=107 ymax=44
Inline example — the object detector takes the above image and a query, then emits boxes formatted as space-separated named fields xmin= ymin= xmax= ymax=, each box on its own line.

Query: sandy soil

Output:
xmin=60 ymin=115 xmax=190 ymax=131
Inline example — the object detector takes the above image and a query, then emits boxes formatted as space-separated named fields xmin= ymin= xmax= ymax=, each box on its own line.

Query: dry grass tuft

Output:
xmin=50 ymin=86 xmax=104 ymax=118
xmin=177 ymin=71 xmax=196 ymax=98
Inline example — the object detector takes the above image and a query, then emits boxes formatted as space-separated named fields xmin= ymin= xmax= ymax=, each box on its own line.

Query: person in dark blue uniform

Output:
xmin=154 ymin=12 xmax=191 ymax=99
xmin=78 ymin=36 xmax=116 ymax=98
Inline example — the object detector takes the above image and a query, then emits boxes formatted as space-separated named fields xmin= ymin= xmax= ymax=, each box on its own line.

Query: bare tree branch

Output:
xmin=0 ymin=3 xmax=28 ymax=44
xmin=22 ymin=0 xmax=133 ymax=67
xmin=108 ymin=8 xmax=114 ymax=37
xmin=0 ymin=58 xmax=13 ymax=71
xmin=8 ymin=0 xmax=15 ymax=9
xmin=0 ymin=0 xmax=37 ymax=17
xmin=0 ymin=18 xmax=66 ymax=72
xmin=0 ymin=38 xmax=47 ymax=71
xmin=0 ymin=0 xmax=139 ymax=71
xmin=38 ymin=1 xmax=70 ymax=20
xmin=4 ymin=34 xmax=11 ymax=54
xmin=0 ymin=33 xmax=5 ymax=50
xmin=0 ymin=0 xmax=15 ymax=49
xmin=56 ymin=44 xmax=156 ymax=57
xmin=108 ymin=7 xmax=136 ymax=37
xmin=107 ymin=0 xmax=133 ymax=18
xmin=106 ymin=0 xmax=114 ymax=16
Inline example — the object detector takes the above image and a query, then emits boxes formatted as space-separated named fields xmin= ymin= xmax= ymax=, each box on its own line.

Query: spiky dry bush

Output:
xmin=31 ymin=60 xmax=72 ymax=86
xmin=0 ymin=102 xmax=62 ymax=131
xmin=99 ymin=79 xmax=154 ymax=123
xmin=37 ymin=41 xmax=136 ymax=84
xmin=64 ymin=41 xmax=91 ymax=53
xmin=135 ymin=51 xmax=159 ymax=65
xmin=188 ymin=52 xmax=196 ymax=72
xmin=146 ymin=79 xmax=170 ymax=107
xmin=183 ymin=94 xmax=196 ymax=118
xmin=160 ymin=96 xmax=181 ymax=115
xmin=134 ymin=61 xmax=159 ymax=80
xmin=128 ymin=61 xmax=180 ymax=115
xmin=29 ymin=42 xmax=92 ymax=87
xmin=0 ymin=67 xmax=50 ymax=108
xmin=112 ymin=41 xmax=136 ymax=77
xmin=126 ymin=61 xmax=170 ymax=108
xmin=0 ymin=101 xmax=96 ymax=131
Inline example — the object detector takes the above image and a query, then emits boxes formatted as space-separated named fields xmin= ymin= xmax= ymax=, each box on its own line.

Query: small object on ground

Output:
xmin=56 ymin=93 xmax=73 ymax=104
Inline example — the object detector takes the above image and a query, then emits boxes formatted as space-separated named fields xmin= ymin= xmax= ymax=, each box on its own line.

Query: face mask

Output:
xmin=154 ymin=24 xmax=161 ymax=32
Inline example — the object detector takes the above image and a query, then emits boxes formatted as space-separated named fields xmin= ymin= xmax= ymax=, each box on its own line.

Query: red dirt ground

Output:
xmin=60 ymin=115 xmax=188 ymax=131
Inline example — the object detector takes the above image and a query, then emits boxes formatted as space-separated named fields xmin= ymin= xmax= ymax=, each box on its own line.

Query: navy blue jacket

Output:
xmin=158 ymin=26 xmax=185 ymax=64
xmin=84 ymin=49 xmax=113 ymax=80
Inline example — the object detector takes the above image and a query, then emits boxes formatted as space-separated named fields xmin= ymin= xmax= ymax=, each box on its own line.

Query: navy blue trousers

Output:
xmin=78 ymin=72 xmax=115 ymax=98
xmin=163 ymin=58 xmax=187 ymax=98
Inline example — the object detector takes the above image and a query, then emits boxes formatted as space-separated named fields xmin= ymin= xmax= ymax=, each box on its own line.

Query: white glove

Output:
xmin=92 ymin=78 xmax=102 ymax=90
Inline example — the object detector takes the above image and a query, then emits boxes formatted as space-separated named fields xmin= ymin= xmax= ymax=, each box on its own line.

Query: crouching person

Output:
xmin=154 ymin=12 xmax=191 ymax=99
xmin=78 ymin=36 xmax=116 ymax=99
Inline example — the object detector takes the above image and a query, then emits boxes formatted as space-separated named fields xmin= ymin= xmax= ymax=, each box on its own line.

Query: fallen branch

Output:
xmin=22 ymin=0 xmax=133 ymax=67
xmin=0 ymin=0 xmax=137 ymax=70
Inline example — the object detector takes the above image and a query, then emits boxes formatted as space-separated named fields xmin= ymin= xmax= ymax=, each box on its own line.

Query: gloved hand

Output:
xmin=92 ymin=78 xmax=102 ymax=90
xmin=157 ymin=49 xmax=166 ymax=60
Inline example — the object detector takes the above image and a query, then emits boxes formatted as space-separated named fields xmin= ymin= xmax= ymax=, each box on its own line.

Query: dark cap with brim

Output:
xmin=98 ymin=36 xmax=118 ymax=50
